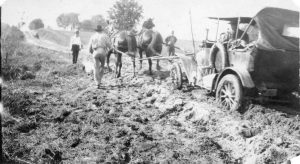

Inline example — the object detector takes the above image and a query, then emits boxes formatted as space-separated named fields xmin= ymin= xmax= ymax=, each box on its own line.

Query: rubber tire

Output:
xmin=209 ymin=43 xmax=228 ymax=73
xmin=216 ymin=74 xmax=243 ymax=111
xmin=170 ymin=63 xmax=183 ymax=90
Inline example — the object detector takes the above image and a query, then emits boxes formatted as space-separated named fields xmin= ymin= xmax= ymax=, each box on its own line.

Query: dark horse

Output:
xmin=137 ymin=29 xmax=163 ymax=75
xmin=107 ymin=30 xmax=137 ymax=78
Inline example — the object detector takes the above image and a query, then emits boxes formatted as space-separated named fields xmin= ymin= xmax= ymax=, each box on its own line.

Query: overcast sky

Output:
xmin=1 ymin=0 xmax=299 ymax=40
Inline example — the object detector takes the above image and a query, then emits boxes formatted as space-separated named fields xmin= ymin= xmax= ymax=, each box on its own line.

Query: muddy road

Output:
xmin=2 ymin=44 xmax=300 ymax=164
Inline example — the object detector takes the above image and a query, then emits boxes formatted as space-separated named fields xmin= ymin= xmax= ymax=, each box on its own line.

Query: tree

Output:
xmin=56 ymin=13 xmax=79 ymax=30
xmin=80 ymin=15 xmax=107 ymax=31
xmin=108 ymin=0 xmax=143 ymax=30
xmin=1 ymin=25 xmax=25 ymax=63
xmin=91 ymin=15 xmax=107 ymax=28
xmin=28 ymin=18 xmax=44 ymax=30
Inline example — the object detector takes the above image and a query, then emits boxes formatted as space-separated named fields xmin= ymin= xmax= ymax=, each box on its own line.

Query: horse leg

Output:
xmin=117 ymin=53 xmax=122 ymax=78
xmin=148 ymin=58 xmax=152 ymax=75
xmin=107 ymin=49 xmax=112 ymax=72
xmin=156 ymin=47 xmax=162 ymax=70
xmin=139 ymin=48 xmax=143 ymax=70
xmin=114 ymin=53 xmax=119 ymax=78
xmin=156 ymin=60 xmax=160 ymax=70
xmin=132 ymin=57 xmax=136 ymax=77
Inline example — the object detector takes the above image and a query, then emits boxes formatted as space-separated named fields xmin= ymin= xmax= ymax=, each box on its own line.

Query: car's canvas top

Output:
xmin=254 ymin=7 xmax=299 ymax=51
xmin=209 ymin=7 xmax=299 ymax=52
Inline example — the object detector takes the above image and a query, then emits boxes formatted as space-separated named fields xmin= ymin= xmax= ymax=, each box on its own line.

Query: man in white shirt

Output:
xmin=70 ymin=29 xmax=82 ymax=64
xmin=88 ymin=25 xmax=112 ymax=88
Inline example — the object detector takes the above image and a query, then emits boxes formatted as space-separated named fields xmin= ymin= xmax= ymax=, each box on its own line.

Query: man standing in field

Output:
xmin=88 ymin=25 xmax=112 ymax=88
xmin=70 ymin=29 xmax=83 ymax=64
xmin=165 ymin=31 xmax=177 ymax=56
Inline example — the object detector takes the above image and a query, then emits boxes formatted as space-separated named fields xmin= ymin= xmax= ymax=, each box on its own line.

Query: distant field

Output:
xmin=35 ymin=29 xmax=201 ymax=54
xmin=37 ymin=29 xmax=93 ymax=47
xmin=175 ymin=40 xmax=202 ymax=53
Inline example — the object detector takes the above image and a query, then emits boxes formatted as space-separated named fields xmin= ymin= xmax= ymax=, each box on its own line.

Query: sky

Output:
xmin=1 ymin=0 xmax=300 ymax=40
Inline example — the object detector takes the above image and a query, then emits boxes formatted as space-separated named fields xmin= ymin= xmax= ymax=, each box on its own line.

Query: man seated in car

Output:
xmin=218 ymin=32 xmax=230 ymax=43
xmin=236 ymin=23 xmax=259 ymax=49
xmin=229 ymin=23 xmax=249 ymax=48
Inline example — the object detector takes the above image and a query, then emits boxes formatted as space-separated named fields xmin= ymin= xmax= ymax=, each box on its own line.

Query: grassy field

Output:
xmin=36 ymin=29 xmax=201 ymax=53
xmin=2 ymin=42 xmax=90 ymax=163
xmin=37 ymin=29 xmax=93 ymax=47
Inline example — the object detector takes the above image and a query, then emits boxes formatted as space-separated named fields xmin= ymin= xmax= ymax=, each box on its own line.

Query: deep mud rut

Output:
xmin=2 ymin=46 xmax=300 ymax=164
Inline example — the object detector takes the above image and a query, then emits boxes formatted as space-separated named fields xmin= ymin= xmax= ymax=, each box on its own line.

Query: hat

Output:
xmin=95 ymin=25 xmax=103 ymax=32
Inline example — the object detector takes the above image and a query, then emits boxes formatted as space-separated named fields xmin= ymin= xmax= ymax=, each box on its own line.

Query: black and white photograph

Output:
xmin=0 ymin=0 xmax=300 ymax=163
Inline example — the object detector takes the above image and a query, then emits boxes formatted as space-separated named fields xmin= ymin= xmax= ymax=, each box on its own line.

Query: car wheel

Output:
xmin=170 ymin=63 xmax=182 ymax=89
xmin=216 ymin=74 xmax=243 ymax=111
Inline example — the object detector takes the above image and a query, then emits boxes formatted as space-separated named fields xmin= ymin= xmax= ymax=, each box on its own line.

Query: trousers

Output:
xmin=93 ymin=48 xmax=107 ymax=85
xmin=72 ymin=44 xmax=80 ymax=64
xmin=167 ymin=46 xmax=175 ymax=56
xmin=72 ymin=50 xmax=79 ymax=64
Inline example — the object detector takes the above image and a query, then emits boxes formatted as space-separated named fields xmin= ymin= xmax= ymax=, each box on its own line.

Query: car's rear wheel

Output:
xmin=170 ymin=63 xmax=182 ymax=90
xmin=216 ymin=74 xmax=243 ymax=111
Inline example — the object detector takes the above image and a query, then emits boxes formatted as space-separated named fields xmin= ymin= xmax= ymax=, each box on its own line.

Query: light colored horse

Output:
xmin=107 ymin=30 xmax=137 ymax=77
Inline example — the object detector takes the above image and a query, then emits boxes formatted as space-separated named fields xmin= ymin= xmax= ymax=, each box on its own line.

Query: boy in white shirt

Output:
xmin=70 ymin=30 xmax=82 ymax=64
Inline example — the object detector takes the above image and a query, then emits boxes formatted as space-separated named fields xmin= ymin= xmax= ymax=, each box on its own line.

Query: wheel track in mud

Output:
xmin=47 ymin=53 xmax=299 ymax=163
xmin=4 ymin=34 xmax=299 ymax=163
xmin=59 ymin=62 xmax=238 ymax=163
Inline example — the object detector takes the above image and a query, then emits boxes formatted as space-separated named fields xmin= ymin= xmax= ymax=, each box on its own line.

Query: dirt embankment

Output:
xmin=2 ymin=37 xmax=300 ymax=163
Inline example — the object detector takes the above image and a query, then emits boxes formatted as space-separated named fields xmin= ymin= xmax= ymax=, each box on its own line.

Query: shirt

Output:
xmin=165 ymin=35 xmax=177 ymax=46
xmin=70 ymin=35 xmax=82 ymax=49
xmin=88 ymin=32 xmax=112 ymax=51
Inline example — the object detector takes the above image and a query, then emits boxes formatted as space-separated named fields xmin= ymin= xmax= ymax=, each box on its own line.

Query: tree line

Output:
xmin=27 ymin=0 xmax=143 ymax=31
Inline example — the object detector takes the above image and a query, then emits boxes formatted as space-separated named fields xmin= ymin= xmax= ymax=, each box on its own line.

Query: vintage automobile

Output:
xmin=170 ymin=7 xmax=299 ymax=111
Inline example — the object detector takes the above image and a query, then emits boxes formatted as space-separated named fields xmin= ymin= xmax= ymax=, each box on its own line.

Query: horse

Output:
xmin=107 ymin=30 xmax=137 ymax=78
xmin=137 ymin=29 xmax=163 ymax=75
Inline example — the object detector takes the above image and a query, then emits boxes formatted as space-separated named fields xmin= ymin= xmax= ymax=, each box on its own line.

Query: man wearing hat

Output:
xmin=70 ymin=29 xmax=83 ymax=64
xmin=88 ymin=25 xmax=112 ymax=88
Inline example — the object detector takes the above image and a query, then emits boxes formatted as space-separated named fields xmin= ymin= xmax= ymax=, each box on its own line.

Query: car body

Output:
xmin=170 ymin=7 xmax=299 ymax=111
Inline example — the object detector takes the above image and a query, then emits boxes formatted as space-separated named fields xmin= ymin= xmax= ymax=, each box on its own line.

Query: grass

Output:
xmin=1 ymin=41 xmax=89 ymax=162
xmin=37 ymin=29 xmax=93 ymax=47
xmin=36 ymin=28 xmax=201 ymax=53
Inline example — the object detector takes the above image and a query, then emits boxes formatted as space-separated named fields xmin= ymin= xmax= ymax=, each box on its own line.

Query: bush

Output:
xmin=1 ymin=25 xmax=25 ymax=63
xmin=1 ymin=42 xmax=40 ymax=80
xmin=2 ymin=89 xmax=34 ymax=116
xmin=2 ymin=64 xmax=36 ymax=81
xmin=29 ymin=18 xmax=44 ymax=30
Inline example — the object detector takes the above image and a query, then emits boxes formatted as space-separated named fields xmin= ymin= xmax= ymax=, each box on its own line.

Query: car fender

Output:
xmin=213 ymin=67 xmax=255 ymax=91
